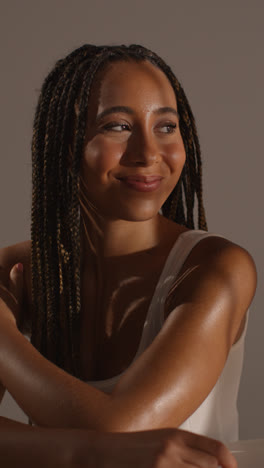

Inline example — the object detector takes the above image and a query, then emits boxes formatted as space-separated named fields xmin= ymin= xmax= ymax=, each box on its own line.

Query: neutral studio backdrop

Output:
xmin=0 ymin=1 xmax=263 ymax=440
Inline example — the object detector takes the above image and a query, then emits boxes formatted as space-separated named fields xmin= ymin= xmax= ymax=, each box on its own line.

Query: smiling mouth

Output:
xmin=118 ymin=177 xmax=163 ymax=192
xmin=117 ymin=174 xmax=163 ymax=182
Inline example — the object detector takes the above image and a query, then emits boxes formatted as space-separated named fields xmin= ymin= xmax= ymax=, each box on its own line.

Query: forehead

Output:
xmin=89 ymin=60 xmax=177 ymax=114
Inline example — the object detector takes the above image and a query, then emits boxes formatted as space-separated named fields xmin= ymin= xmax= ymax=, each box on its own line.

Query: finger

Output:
xmin=181 ymin=447 xmax=218 ymax=468
xmin=9 ymin=263 xmax=24 ymax=304
xmin=180 ymin=431 xmax=237 ymax=468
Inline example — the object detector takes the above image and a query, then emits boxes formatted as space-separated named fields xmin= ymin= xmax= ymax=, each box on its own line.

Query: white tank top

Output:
xmin=87 ymin=229 xmax=248 ymax=443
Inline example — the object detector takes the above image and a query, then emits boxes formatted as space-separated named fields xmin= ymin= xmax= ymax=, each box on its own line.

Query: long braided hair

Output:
xmin=30 ymin=44 xmax=207 ymax=382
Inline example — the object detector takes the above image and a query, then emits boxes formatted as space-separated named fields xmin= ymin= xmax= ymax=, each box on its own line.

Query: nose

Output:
xmin=123 ymin=126 xmax=161 ymax=166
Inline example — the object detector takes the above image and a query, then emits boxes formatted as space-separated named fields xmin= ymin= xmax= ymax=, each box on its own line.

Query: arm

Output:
xmin=0 ymin=238 xmax=257 ymax=431
xmin=0 ymin=416 xmax=237 ymax=468
xmin=0 ymin=416 xmax=92 ymax=468
xmin=0 ymin=253 xmax=25 ymax=405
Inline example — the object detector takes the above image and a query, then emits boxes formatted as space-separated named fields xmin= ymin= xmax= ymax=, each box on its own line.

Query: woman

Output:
xmin=0 ymin=44 xmax=256 ymax=464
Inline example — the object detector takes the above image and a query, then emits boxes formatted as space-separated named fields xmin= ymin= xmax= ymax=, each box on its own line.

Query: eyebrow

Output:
xmin=95 ymin=106 xmax=179 ymax=122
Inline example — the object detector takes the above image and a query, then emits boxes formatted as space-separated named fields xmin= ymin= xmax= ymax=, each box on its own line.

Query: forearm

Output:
xmin=0 ymin=416 xmax=97 ymax=468
xmin=0 ymin=319 xmax=111 ymax=429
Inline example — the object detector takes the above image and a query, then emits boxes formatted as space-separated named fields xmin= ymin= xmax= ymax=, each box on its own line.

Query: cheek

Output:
xmin=82 ymin=136 xmax=124 ymax=175
xmin=164 ymin=140 xmax=186 ymax=172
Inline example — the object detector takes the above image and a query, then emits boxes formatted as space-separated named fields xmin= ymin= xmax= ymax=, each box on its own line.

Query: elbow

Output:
xmin=96 ymin=411 xmax=137 ymax=433
xmin=93 ymin=398 xmax=143 ymax=433
xmin=96 ymin=398 xmax=162 ymax=433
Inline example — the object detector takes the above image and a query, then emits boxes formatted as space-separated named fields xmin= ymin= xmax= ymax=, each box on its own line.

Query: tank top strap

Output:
xmin=136 ymin=229 xmax=226 ymax=353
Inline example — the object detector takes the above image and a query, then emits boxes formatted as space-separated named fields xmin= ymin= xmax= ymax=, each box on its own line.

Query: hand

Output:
xmin=0 ymin=263 xmax=24 ymax=327
xmin=72 ymin=427 xmax=237 ymax=468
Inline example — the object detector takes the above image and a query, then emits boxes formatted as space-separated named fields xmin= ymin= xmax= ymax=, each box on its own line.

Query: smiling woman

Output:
xmin=0 ymin=43 xmax=256 ymax=467
xmin=79 ymin=59 xmax=186 ymax=227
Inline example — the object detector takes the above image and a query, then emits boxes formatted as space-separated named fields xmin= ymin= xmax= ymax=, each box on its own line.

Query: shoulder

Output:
xmin=165 ymin=232 xmax=257 ymax=325
xmin=194 ymin=234 xmax=257 ymax=304
xmin=179 ymin=231 xmax=257 ymax=282
xmin=0 ymin=240 xmax=32 ymax=332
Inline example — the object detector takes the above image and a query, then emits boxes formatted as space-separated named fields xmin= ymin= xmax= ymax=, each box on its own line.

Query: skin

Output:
xmin=0 ymin=270 xmax=237 ymax=468
xmin=78 ymin=60 xmax=188 ymax=378
xmin=0 ymin=59 xmax=256 ymax=466
xmin=0 ymin=414 xmax=237 ymax=468
xmin=79 ymin=61 xmax=186 ymax=261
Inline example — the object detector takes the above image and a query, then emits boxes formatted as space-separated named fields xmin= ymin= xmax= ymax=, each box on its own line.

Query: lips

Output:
xmin=117 ymin=175 xmax=163 ymax=192
xmin=118 ymin=175 xmax=163 ymax=183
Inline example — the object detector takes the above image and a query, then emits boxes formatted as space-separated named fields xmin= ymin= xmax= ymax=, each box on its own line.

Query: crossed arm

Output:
xmin=0 ymin=237 xmax=257 ymax=432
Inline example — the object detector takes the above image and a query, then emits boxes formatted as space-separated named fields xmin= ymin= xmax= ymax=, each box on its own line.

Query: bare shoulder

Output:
xmin=165 ymin=233 xmax=257 ymax=332
xmin=0 ymin=239 xmax=32 ymax=333
xmin=178 ymin=233 xmax=257 ymax=284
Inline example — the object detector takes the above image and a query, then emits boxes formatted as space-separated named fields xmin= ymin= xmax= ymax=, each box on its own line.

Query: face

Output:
xmin=80 ymin=60 xmax=186 ymax=222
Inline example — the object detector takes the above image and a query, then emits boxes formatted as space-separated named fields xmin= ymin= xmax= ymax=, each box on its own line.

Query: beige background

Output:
xmin=0 ymin=1 xmax=263 ymax=440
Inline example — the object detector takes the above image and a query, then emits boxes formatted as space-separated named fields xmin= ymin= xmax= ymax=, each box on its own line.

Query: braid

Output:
xmin=148 ymin=55 xmax=207 ymax=230
xmin=62 ymin=50 xmax=116 ymax=375
xmin=30 ymin=44 xmax=208 ymax=405
xmin=30 ymin=46 xmax=121 ymax=382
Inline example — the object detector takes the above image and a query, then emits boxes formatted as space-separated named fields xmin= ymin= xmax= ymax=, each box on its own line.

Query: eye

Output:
xmin=157 ymin=123 xmax=177 ymax=134
xmin=102 ymin=122 xmax=131 ymax=132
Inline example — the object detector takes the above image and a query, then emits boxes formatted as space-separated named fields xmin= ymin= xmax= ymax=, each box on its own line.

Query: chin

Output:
xmin=116 ymin=207 xmax=161 ymax=222
xmin=101 ymin=198 xmax=163 ymax=222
